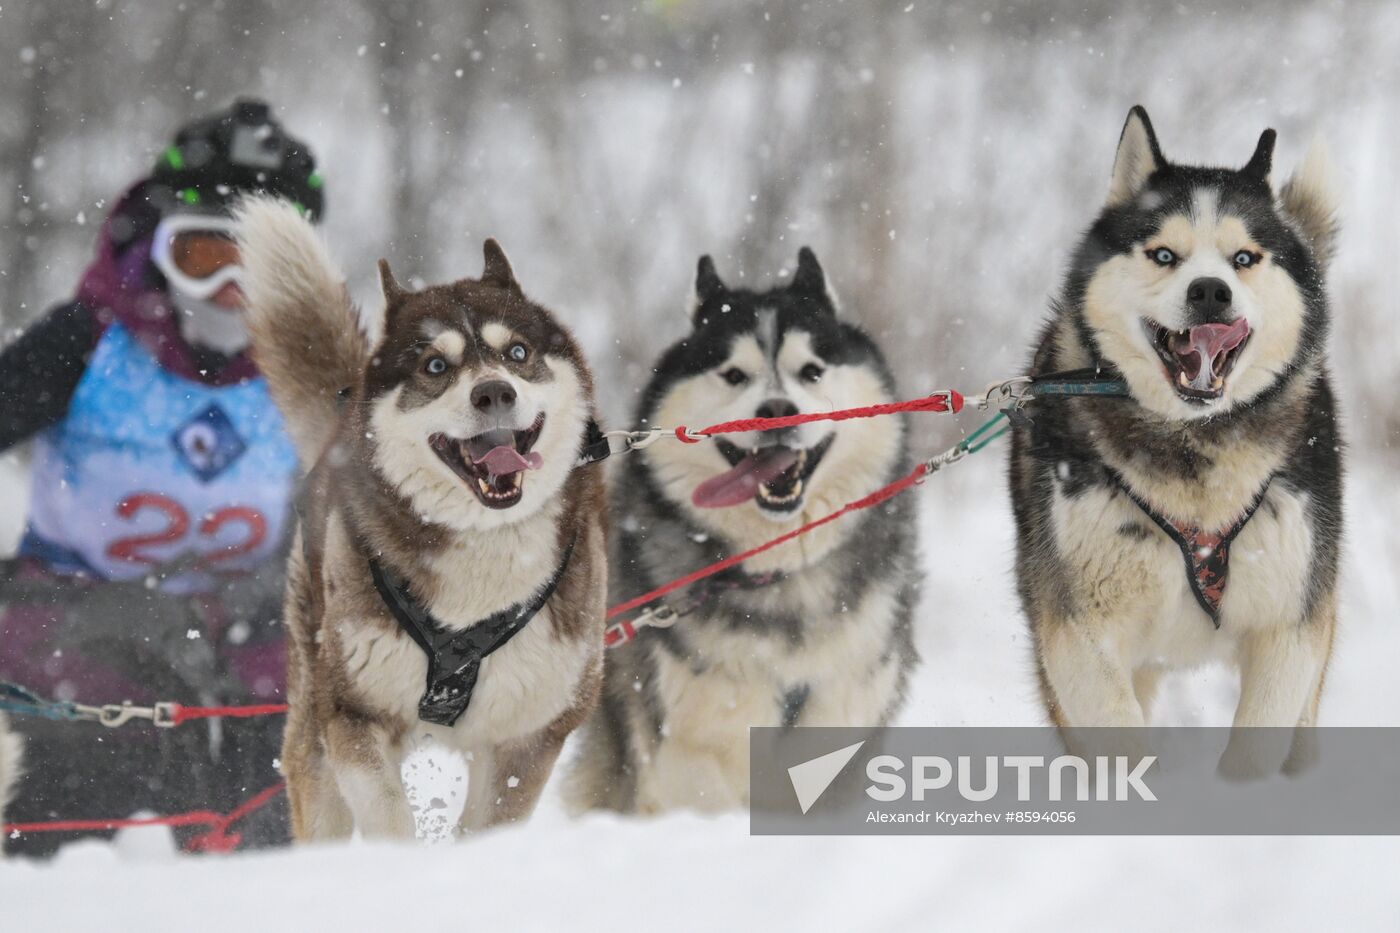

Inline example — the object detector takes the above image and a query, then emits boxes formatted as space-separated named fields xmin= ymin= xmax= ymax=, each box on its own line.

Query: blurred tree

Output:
xmin=0 ymin=0 xmax=1393 ymax=449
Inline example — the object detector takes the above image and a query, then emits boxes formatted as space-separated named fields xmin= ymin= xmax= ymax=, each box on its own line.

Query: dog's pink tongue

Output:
xmin=473 ymin=445 xmax=543 ymax=474
xmin=1169 ymin=319 xmax=1251 ymax=386
xmin=692 ymin=447 xmax=799 ymax=509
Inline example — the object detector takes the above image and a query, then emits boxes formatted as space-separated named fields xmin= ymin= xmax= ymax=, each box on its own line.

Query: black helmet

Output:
xmin=148 ymin=97 xmax=324 ymax=220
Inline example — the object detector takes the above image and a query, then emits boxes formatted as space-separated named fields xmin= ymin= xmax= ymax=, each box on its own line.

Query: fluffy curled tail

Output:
xmin=236 ymin=196 xmax=367 ymax=467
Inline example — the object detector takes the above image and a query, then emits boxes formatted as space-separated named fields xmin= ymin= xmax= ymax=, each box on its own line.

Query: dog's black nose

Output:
xmin=755 ymin=398 xmax=799 ymax=421
xmin=471 ymin=379 xmax=516 ymax=412
xmin=1186 ymin=277 xmax=1233 ymax=322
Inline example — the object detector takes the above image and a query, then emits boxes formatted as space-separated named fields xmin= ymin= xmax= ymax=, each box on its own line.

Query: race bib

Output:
xmin=21 ymin=323 xmax=298 ymax=594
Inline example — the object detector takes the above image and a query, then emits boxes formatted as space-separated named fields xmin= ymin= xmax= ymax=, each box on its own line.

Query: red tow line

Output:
xmin=167 ymin=702 xmax=288 ymax=725
xmin=3 ymin=387 xmax=970 ymax=846
xmin=674 ymin=389 xmax=962 ymax=442
xmin=605 ymin=460 xmax=930 ymax=624
xmin=4 ymin=780 xmax=286 ymax=853
xmin=603 ymin=389 xmax=964 ymax=646
xmin=2 ymin=703 xmax=289 ymax=850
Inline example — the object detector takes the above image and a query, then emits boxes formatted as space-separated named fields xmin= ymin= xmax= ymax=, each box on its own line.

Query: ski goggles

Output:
xmin=150 ymin=213 xmax=242 ymax=300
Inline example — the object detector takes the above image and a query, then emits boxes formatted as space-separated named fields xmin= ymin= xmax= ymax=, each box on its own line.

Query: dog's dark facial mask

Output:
xmin=1068 ymin=106 xmax=1336 ymax=420
xmin=358 ymin=241 xmax=592 ymax=529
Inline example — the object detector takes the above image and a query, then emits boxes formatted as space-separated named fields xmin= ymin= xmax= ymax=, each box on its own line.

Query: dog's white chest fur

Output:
xmin=1050 ymin=479 xmax=1313 ymax=666
xmin=634 ymin=574 xmax=905 ymax=811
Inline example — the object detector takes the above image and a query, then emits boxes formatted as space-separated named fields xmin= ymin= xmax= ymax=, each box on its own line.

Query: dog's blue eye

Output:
xmin=508 ymin=343 xmax=528 ymax=363
xmin=1233 ymin=250 xmax=1260 ymax=269
xmin=799 ymin=363 xmax=825 ymax=383
xmin=424 ymin=356 xmax=447 ymax=375
xmin=1149 ymin=247 xmax=1177 ymax=267
xmin=721 ymin=367 xmax=748 ymax=386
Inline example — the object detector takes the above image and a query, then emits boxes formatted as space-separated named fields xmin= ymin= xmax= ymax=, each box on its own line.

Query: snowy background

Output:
xmin=2 ymin=0 xmax=1398 ymax=929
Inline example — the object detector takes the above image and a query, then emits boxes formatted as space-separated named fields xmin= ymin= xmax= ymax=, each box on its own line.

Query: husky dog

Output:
xmin=236 ymin=199 xmax=607 ymax=839
xmin=1011 ymin=107 xmax=1341 ymax=774
xmin=0 ymin=713 xmax=19 ymax=836
xmin=569 ymin=248 xmax=920 ymax=813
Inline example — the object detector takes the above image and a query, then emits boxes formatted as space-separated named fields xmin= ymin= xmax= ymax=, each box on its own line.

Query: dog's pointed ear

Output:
xmin=1279 ymin=136 xmax=1339 ymax=269
xmin=791 ymin=247 xmax=840 ymax=314
xmin=481 ymin=238 xmax=522 ymax=294
xmin=1107 ymin=106 xmax=1166 ymax=207
xmin=378 ymin=258 xmax=406 ymax=303
xmin=1242 ymin=128 xmax=1277 ymax=185
xmin=688 ymin=255 xmax=726 ymax=323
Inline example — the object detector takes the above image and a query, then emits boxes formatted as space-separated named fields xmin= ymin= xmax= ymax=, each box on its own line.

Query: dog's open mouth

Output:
xmin=430 ymin=413 xmax=545 ymax=509
xmin=1143 ymin=318 xmax=1251 ymax=403
xmin=691 ymin=435 xmax=834 ymax=513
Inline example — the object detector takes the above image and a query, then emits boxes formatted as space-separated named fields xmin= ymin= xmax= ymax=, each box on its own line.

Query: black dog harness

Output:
xmin=1108 ymin=470 xmax=1272 ymax=627
xmin=368 ymin=538 xmax=576 ymax=726
xmin=351 ymin=417 xmax=613 ymax=727
xmin=1016 ymin=367 xmax=1273 ymax=627
xmin=575 ymin=418 xmax=615 ymax=468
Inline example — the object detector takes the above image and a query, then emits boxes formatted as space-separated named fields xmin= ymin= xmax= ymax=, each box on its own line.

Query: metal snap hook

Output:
xmin=97 ymin=702 xmax=156 ymax=728
xmin=601 ymin=427 xmax=667 ymax=454
xmin=626 ymin=428 xmax=668 ymax=451
xmin=634 ymin=604 xmax=680 ymax=630
xmin=976 ymin=376 xmax=1033 ymax=410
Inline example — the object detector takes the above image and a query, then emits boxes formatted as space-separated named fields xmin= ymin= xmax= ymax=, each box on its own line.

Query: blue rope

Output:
xmin=0 ymin=679 xmax=83 ymax=722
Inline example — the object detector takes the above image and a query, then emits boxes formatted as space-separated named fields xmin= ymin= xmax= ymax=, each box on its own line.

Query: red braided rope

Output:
xmin=169 ymin=702 xmax=288 ymax=725
xmin=3 ymin=780 xmax=285 ymax=854
xmin=605 ymin=461 xmax=928 ymax=620
xmin=674 ymin=390 xmax=962 ymax=443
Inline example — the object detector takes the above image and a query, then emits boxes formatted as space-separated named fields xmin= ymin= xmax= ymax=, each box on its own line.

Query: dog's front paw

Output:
xmin=1217 ymin=729 xmax=1293 ymax=782
xmin=1280 ymin=727 xmax=1320 ymax=776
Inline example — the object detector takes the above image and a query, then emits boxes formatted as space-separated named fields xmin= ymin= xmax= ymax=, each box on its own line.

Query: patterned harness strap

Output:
xmin=1107 ymin=469 xmax=1272 ymax=626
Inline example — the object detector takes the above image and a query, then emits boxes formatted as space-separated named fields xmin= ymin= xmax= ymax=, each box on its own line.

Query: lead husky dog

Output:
xmin=569 ymin=248 xmax=920 ymax=813
xmin=237 ymin=199 xmax=607 ymax=839
xmin=1011 ymin=107 xmax=1341 ymax=774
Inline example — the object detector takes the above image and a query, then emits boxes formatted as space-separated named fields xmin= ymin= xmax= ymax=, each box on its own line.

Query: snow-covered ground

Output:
xmin=3 ymin=450 xmax=1397 ymax=931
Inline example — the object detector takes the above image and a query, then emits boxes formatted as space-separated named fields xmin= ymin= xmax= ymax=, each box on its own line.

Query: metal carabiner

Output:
xmin=601 ymin=427 xmax=667 ymax=455
xmin=96 ymin=702 xmax=157 ymax=728
xmin=626 ymin=428 xmax=669 ymax=451
xmin=922 ymin=443 xmax=969 ymax=477
xmin=636 ymin=604 xmax=680 ymax=630
xmin=975 ymin=376 xmax=1033 ymax=411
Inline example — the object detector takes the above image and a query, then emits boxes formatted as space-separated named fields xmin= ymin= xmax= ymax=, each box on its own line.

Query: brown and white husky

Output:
xmin=237 ymin=198 xmax=607 ymax=839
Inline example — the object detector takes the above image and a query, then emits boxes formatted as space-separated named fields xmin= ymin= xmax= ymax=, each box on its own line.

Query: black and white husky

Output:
xmin=1011 ymin=107 xmax=1342 ymax=774
xmin=569 ymin=248 xmax=920 ymax=813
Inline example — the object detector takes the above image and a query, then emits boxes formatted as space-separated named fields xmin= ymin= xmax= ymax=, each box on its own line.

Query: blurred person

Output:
xmin=0 ymin=99 xmax=324 ymax=856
